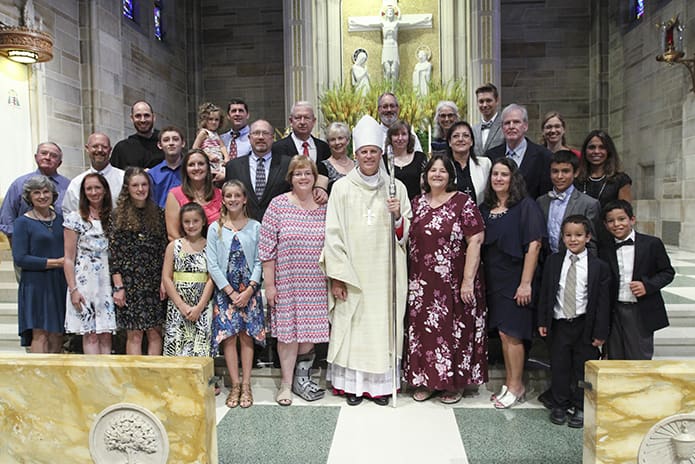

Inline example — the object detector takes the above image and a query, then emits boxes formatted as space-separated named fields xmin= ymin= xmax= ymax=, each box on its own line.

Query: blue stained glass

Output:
xmin=154 ymin=5 xmax=162 ymax=40
xmin=636 ymin=0 xmax=645 ymax=19
xmin=123 ymin=0 xmax=134 ymax=20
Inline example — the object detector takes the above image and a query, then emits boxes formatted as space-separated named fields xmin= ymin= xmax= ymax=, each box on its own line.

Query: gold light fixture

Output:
xmin=656 ymin=15 xmax=695 ymax=93
xmin=0 ymin=0 xmax=53 ymax=64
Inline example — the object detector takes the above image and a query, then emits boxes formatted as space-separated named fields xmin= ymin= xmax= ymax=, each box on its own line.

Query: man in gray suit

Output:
xmin=536 ymin=150 xmax=601 ymax=254
xmin=472 ymin=83 xmax=504 ymax=158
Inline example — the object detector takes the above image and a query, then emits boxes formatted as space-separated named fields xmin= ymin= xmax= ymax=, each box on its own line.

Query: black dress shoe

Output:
xmin=568 ymin=409 xmax=584 ymax=428
xmin=550 ymin=407 xmax=568 ymax=425
xmin=346 ymin=394 xmax=363 ymax=406
xmin=537 ymin=389 xmax=554 ymax=410
xmin=371 ymin=396 xmax=390 ymax=406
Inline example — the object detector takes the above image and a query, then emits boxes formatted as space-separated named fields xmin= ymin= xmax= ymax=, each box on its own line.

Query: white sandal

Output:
xmin=276 ymin=382 xmax=293 ymax=406
xmin=494 ymin=389 xmax=526 ymax=409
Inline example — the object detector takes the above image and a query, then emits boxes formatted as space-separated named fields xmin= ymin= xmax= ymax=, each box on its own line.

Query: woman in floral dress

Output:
xmin=207 ymin=180 xmax=265 ymax=409
xmin=109 ymin=167 xmax=168 ymax=355
xmin=63 ymin=173 xmax=116 ymax=354
xmin=404 ymin=154 xmax=487 ymax=404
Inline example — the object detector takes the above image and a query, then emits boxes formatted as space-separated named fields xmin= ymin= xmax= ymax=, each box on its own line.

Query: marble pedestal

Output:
xmin=584 ymin=360 xmax=695 ymax=463
xmin=0 ymin=354 xmax=216 ymax=463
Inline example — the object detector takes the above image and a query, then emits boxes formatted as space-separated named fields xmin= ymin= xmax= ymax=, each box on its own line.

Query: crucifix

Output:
xmin=348 ymin=1 xmax=432 ymax=82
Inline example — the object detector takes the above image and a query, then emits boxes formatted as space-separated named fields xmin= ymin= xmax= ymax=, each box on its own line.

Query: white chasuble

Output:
xmin=319 ymin=168 xmax=411 ymax=374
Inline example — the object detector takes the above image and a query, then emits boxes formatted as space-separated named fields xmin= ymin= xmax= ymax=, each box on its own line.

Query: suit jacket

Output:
xmin=486 ymin=137 xmax=552 ymax=199
xmin=538 ymin=251 xmax=611 ymax=344
xmin=472 ymin=117 xmax=504 ymax=158
xmin=598 ymin=232 xmax=675 ymax=333
xmin=224 ymin=153 xmax=291 ymax=221
xmin=536 ymin=188 xmax=601 ymax=254
xmin=271 ymin=134 xmax=331 ymax=164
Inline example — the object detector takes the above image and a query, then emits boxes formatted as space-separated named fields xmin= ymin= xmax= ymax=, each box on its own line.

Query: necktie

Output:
xmin=229 ymin=132 xmax=239 ymax=160
xmin=563 ymin=254 xmax=578 ymax=319
xmin=481 ymin=120 xmax=493 ymax=130
xmin=547 ymin=190 xmax=566 ymax=201
xmin=506 ymin=150 xmax=518 ymax=166
xmin=615 ymin=238 xmax=634 ymax=249
xmin=302 ymin=141 xmax=309 ymax=157
xmin=255 ymin=157 xmax=266 ymax=200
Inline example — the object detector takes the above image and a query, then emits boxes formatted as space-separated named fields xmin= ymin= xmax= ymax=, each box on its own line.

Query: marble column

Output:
xmin=679 ymin=93 xmax=695 ymax=249
xmin=466 ymin=0 xmax=501 ymax=123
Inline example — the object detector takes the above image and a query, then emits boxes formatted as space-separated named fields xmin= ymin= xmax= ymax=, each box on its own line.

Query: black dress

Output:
xmin=108 ymin=207 xmax=168 ymax=330
xmin=480 ymin=197 xmax=546 ymax=340
xmin=383 ymin=151 xmax=427 ymax=200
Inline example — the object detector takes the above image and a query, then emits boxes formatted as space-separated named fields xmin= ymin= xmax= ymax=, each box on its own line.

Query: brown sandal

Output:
xmin=240 ymin=383 xmax=253 ymax=408
xmin=226 ymin=384 xmax=241 ymax=408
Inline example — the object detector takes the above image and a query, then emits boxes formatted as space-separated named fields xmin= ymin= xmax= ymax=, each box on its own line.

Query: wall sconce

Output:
xmin=0 ymin=0 xmax=53 ymax=64
xmin=656 ymin=15 xmax=695 ymax=93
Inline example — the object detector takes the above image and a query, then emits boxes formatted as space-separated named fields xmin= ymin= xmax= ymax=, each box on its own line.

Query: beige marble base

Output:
xmin=0 ymin=354 xmax=217 ymax=463
xmin=584 ymin=360 xmax=695 ymax=463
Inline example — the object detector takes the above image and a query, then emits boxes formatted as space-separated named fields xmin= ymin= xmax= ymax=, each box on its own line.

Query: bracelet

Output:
xmin=313 ymin=186 xmax=328 ymax=193
xmin=113 ymin=285 xmax=124 ymax=292
xmin=68 ymin=287 xmax=78 ymax=294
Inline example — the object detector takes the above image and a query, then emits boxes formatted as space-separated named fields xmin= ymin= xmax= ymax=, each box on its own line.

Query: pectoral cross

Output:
xmin=365 ymin=208 xmax=376 ymax=226
xmin=464 ymin=186 xmax=473 ymax=197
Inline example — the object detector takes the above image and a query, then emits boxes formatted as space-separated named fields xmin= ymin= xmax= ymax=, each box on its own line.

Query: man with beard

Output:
xmin=111 ymin=100 xmax=164 ymax=169
xmin=377 ymin=92 xmax=422 ymax=152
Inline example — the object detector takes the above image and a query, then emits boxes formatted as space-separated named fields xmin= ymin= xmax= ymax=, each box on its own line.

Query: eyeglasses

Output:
xmin=250 ymin=130 xmax=272 ymax=137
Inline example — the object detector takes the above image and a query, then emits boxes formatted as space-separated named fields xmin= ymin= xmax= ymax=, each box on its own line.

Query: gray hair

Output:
xmin=35 ymin=142 xmax=63 ymax=159
xmin=326 ymin=122 xmax=351 ymax=141
xmin=433 ymin=101 xmax=459 ymax=139
xmin=290 ymin=101 xmax=315 ymax=117
xmin=501 ymin=103 xmax=528 ymax=123
xmin=22 ymin=175 xmax=58 ymax=207
xmin=377 ymin=92 xmax=398 ymax=108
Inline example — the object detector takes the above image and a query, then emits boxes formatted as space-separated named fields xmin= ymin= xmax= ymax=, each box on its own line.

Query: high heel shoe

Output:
xmin=489 ymin=384 xmax=508 ymax=402
xmin=493 ymin=388 xmax=526 ymax=409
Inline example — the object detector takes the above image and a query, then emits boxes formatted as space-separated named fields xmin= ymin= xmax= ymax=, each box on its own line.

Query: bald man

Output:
xmin=111 ymin=100 xmax=164 ymax=169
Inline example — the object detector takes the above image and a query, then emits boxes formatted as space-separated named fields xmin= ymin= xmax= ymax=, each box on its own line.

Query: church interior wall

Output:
xmin=199 ymin=0 xmax=285 ymax=133
xmin=498 ymin=0 xmax=592 ymax=148
xmin=605 ymin=0 xmax=691 ymax=246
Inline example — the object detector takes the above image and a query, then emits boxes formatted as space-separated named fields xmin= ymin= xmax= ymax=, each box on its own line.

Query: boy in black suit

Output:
xmin=538 ymin=215 xmax=611 ymax=428
xmin=599 ymin=200 xmax=675 ymax=360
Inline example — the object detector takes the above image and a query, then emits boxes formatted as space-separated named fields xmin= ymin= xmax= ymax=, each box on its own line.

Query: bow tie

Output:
xmin=481 ymin=120 xmax=493 ymax=130
xmin=547 ymin=190 xmax=566 ymax=201
xmin=615 ymin=238 xmax=634 ymax=249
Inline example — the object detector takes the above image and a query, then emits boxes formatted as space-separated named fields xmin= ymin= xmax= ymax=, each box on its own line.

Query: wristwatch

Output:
xmin=112 ymin=285 xmax=125 ymax=293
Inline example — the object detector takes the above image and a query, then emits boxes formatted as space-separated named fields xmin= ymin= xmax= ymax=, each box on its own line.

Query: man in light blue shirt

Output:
xmin=0 ymin=142 xmax=70 ymax=244
xmin=220 ymin=99 xmax=252 ymax=159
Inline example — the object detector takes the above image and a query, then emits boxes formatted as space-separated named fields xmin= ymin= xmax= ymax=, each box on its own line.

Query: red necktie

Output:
xmin=229 ymin=132 xmax=239 ymax=159
xmin=302 ymin=141 xmax=309 ymax=157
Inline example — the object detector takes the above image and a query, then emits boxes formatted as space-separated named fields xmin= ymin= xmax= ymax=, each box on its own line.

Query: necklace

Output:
xmin=31 ymin=210 xmax=54 ymax=231
xmin=582 ymin=176 xmax=607 ymax=200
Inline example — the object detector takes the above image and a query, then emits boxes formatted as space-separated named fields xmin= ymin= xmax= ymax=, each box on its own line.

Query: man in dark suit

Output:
xmin=225 ymin=119 xmax=291 ymax=222
xmin=472 ymin=83 xmax=504 ymax=158
xmin=486 ymin=103 xmax=552 ymax=199
xmin=598 ymin=200 xmax=675 ymax=360
xmin=538 ymin=215 xmax=611 ymax=428
xmin=272 ymin=101 xmax=331 ymax=164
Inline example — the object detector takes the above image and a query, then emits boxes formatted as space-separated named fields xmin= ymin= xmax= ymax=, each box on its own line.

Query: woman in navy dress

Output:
xmin=480 ymin=157 xmax=545 ymax=408
xmin=13 ymin=175 xmax=67 ymax=352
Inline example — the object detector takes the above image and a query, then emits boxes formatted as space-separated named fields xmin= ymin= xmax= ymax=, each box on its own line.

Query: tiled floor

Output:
xmin=213 ymin=246 xmax=695 ymax=463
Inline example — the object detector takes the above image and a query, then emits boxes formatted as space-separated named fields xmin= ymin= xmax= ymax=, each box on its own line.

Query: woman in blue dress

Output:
xmin=207 ymin=180 xmax=265 ymax=409
xmin=13 ymin=175 xmax=67 ymax=352
xmin=480 ymin=157 xmax=546 ymax=409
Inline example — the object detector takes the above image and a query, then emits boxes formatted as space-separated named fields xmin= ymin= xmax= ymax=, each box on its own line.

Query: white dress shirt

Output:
xmin=616 ymin=230 xmax=637 ymax=303
xmin=291 ymin=133 xmax=317 ymax=162
xmin=63 ymin=164 xmax=125 ymax=215
xmin=553 ymin=249 xmax=589 ymax=320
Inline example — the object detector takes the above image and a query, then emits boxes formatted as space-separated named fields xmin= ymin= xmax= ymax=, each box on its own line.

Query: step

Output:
xmin=0 ymin=322 xmax=21 ymax=351
xmin=0 ymin=302 xmax=16 ymax=325
xmin=0 ymin=282 xmax=17 ymax=303
xmin=666 ymin=304 xmax=695 ymax=327
xmin=0 ymin=261 xmax=16 ymax=282
xmin=654 ymin=327 xmax=695 ymax=357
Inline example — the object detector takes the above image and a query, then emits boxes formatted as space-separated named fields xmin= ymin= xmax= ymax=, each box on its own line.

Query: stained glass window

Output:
xmin=123 ymin=0 xmax=134 ymax=20
xmin=635 ymin=0 xmax=645 ymax=20
xmin=154 ymin=1 xmax=163 ymax=40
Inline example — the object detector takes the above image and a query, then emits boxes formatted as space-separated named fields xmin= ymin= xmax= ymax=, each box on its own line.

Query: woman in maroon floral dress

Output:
xmin=403 ymin=154 xmax=487 ymax=404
